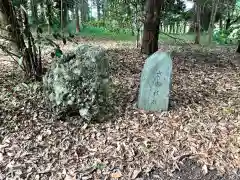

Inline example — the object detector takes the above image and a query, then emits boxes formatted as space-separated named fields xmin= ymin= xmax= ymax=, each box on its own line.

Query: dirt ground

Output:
xmin=1 ymin=39 xmax=240 ymax=179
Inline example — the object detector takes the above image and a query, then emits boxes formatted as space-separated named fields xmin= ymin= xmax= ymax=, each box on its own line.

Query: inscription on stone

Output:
xmin=138 ymin=51 xmax=172 ymax=112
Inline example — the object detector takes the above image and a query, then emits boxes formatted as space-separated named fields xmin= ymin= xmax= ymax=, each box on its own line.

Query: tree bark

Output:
xmin=46 ymin=0 xmax=53 ymax=34
xmin=0 ymin=0 xmax=42 ymax=80
xmin=208 ymin=0 xmax=219 ymax=44
xmin=225 ymin=13 xmax=231 ymax=30
xmin=61 ymin=0 xmax=63 ymax=34
xmin=102 ymin=0 xmax=107 ymax=24
xmin=39 ymin=2 xmax=45 ymax=24
xmin=169 ymin=24 xmax=173 ymax=33
xmin=219 ymin=16 xmax=222 ymax=29
xmin=30 ymin=0 xmax=38 ymax=27
xmin=176 ymin=22 xmax=179 ymax=34
xmin=141 ymin=0 xmax=163 ymax=55
xmin=195 ymin=2 xmax=201 ymax=44
xmin=75 ymin=5 xmax=80 ymax=33
xmin=237 ymin=40 xmax=240 ymax=53
xmin=81 ymin=0 xmax=89 ymax=23
xmin=63 ymin=3 xmax=68 ymax=28
xmin=96 ymin=0 xmax=101 ymax=20
xmin=183 ymin=21 xmax=187 ymax=33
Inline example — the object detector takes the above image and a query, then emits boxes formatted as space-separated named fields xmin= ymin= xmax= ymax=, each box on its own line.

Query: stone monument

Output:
xmin=138 ymin=51 xmax=172 ymax=112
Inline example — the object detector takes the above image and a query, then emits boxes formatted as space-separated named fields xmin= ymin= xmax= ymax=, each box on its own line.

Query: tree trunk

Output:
xmin=237 ymin=41 xmax=240 ymax=53
xmin=96 ymin=0 xmax=101 ymax=20
xmin=75 ymin=5 xmax=80 ymax=33
xmin=39 ymin=2 xmax=45 ymax=24
xmin=208 ymin=0 xmax=219 ymax=44
xmin=141 ymin=0 xmax=163 ymax=55
xmin=219 ymin=17 xmax=223 ymax=29
xmin=102 ymin=0 xmax=107 ymax=24
xmin=46 ymin=0 xmax=53 ymax=34
xmin=30 ymin=0 xmax=38 ymax=27
xmin=81 ymin=0 xmax=89 ymax=23
xmin=225 ymin=12 xmax=231 ymax=30
xmin=136 ymin=27 xmax=140 ymax=47
xmin=173 ymin=23 xmax=176 ymax=34
xmin=183 ymin=21 xmax=187 ymax=33
xmin=164 ymin=25 xmax=166 ymax=33
xmin=195 ymin=2 xmax=201 ymax=44
xmin=159 ymin=22 xmax=162 ymax=31
xmin=63 ymin=3 xmax=68 ymax=28
xmin=0 ymin=0 xmax=42 ymax=80
xmin=61 ymin=0 xmax=63 ymax=34
xmin=176 ymin=22 xmax=179 ymax=34
xmin=169 ymin=25 xmax=171 ymax=33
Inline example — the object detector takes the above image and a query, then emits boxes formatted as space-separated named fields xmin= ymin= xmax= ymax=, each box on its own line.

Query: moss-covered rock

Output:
xmin=43 ymin=44 xmax=110 ymax=121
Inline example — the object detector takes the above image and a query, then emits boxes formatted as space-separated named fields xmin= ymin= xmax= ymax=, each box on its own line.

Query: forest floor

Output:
xmin=1 ymin=37 xmax=240 ymax=179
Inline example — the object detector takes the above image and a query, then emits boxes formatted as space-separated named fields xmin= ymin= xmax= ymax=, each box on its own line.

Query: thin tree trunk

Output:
xmin=237 ymin=40 xmax=240 ymax=53
xmin=75 ymin=5 xmax=80 ymax=33
xmin=61 ymin=0 xmax=63 ymax=34
xmin=208 ymin=0 xmax=219 ymax=44
xmin=173 ymin=23 xmax=176 ymax=34
xmin=96 ymin=0 xmax=101 ymax=20
xmin=219 ymin=17 xmax=223 ymax=29
xmin=39 ymin=2 xmax=45 ymax=24
xmin=170 ymin=24 xmax=173 ymax=33
xmin=164 ymin=24 xmax=168 ymax=33
xmin=136 ymin=27 xmax=140 ymax=47
xmin=63 ymin=3 xmax=68 ymax=28
xmin=0 ymin=0 xmax=42 ymax=80
xmin=102 ymin=0 xmax=107 ymax=24
xmin=30 ymin=0 xmax=38 ymax=27
xmin=80 ymin=0 xmax=89 ymax=23
xmin=46 ymin=0 xmax=53 ymax=34
xmin=141 ymin=0 xmax=163 ymax=55
xmin=176 ymin=22 xmax=179 ymax=34
xmin=183 ymin=21 xmax=187 ymax=33
xmin=195 ymin=2 xmax=201 ymax=44
xmin=225 ymin=12 xmax=231 ymax=30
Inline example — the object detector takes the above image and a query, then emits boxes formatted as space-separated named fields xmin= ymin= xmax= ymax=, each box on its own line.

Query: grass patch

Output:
xmin=77 ymin=26 xmax=136 ymax=41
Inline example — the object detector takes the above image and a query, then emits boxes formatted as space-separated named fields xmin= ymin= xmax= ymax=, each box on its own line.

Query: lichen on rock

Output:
xmin=43 ymin=44 xmax=110 ymax=121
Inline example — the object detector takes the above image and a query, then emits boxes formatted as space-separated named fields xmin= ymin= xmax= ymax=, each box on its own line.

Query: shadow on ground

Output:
xmin=143 ymin=159 xmax=240 ymax=180
xmin=169 ymin=48 xmax=239 ymax=110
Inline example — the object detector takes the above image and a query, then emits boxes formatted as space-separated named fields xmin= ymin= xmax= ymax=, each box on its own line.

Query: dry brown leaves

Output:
xmin=0 ymin=40 xmax=240 ymax=179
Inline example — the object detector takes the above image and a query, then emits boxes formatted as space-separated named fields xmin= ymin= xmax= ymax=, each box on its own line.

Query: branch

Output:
xmin=0 ymin=44 xmax=24 ymax=70
xmin=0 ymin=26 xmax=9 ymax=32
xmin=0 ymin=44 xmax=21 ymax=58
xmin=230 ymin=16 xmax=240 ymax=26
xmin=0 ymin=34 xmax=15 ymax=42
xmin=45 ymin=38 xmax=60 ymax=48
xmin=160 ymin=31 xmax=192 ymax=48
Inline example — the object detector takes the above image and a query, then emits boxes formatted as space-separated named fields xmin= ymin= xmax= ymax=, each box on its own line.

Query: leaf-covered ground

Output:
xmin=1 ymin=39 xmax=240 ymax=179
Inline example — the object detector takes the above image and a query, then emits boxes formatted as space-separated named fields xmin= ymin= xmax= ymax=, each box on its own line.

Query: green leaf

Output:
xmin=55 ymin=48 xmax=63 ymax=58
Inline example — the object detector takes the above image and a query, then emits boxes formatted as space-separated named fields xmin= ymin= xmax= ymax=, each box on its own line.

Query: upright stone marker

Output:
xmin=138 ymin=51 xmax=172 ymax=112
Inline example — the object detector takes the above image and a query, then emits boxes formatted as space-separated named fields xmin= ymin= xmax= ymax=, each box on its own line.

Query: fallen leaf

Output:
xmin=202 ymin=164 xmax=208 ymax=175
xmin=131 ymin=169 xmax=141 ymax=179
xmin=111 ymin=171 xmax=122 ymax=178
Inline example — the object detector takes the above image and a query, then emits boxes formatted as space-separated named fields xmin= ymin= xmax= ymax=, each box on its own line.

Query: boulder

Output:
xmin=43 ymin=44 xmax=110 ymax=121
